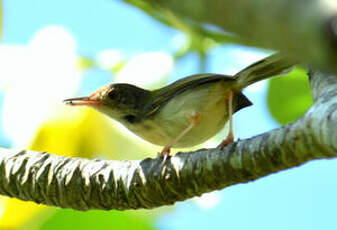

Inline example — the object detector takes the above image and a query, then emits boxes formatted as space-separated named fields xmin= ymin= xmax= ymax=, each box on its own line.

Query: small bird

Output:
xmin=64 ymin=53 xmax=294 ymax=158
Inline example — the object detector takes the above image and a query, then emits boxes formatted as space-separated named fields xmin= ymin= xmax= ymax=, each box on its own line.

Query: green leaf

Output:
xmin=267 ymin=68 xmax=313 ymax=125
xmin=77 ymin=56 xmax=96 ymax=71
xmin=38 ymin=209 xmax=156 ymax=230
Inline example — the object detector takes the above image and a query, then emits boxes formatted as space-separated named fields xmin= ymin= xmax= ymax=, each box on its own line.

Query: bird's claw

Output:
xmin=217 ymin=132 xmax=234 ymax=149
xmin=158 ymin=146 xmax=171 ymax=165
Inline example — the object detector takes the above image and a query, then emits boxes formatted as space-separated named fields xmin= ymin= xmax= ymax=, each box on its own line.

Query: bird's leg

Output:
xmin=159 ymin=111 xmax=200 ymax=160
xmin=218 ymin=91 xmax=234 ymax=148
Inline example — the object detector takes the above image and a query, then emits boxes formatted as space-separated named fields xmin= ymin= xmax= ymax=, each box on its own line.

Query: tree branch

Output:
xmin=137 ymin=0 xmax=337 ymax=71
xmin=0 ymin=69 xmax=336 ymax=211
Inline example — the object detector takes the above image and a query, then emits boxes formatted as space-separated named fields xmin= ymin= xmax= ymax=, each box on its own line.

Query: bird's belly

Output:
xmin=127 ymin=82 xmax=231 ymax=148
xmin=168 ymin=106 xmax=228 ymax=148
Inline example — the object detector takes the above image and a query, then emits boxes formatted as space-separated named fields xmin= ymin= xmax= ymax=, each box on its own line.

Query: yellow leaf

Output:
xmin=0 ymin=197 xmax=50 ymax=229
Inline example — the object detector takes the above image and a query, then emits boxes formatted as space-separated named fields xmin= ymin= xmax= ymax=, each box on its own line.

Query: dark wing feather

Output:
xmin=143 ymin=73 xmax=234 ymax=117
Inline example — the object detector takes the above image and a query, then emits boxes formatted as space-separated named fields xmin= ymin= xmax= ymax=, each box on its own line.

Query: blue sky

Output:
xmin=2 ymin=1 xmax=337 ymax=230
xmin=3 ymin=0 xmax=178 ymax=54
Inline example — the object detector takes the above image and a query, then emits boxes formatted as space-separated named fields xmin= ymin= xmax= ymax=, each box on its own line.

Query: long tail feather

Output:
xmin=234 ymin=52 xmax=297 ymax=90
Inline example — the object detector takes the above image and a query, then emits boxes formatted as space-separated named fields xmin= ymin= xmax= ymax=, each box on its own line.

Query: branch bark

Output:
xmin=0 ymin=69 xmax=336 ymax=211
xmin=137 ymin=0 xmax=337 ymax=71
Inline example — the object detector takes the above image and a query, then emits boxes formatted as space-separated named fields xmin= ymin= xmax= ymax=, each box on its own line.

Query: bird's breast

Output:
xmin=124 ymin=81 xmax=232 ymax=148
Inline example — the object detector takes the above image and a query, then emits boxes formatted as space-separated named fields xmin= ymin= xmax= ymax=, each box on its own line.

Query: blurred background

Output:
xmin=0 ymin=0 xmax=336 ymax=230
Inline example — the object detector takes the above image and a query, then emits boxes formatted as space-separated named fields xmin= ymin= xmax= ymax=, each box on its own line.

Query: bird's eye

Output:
xmin=108 ymin=91 xmax=117 ymax=99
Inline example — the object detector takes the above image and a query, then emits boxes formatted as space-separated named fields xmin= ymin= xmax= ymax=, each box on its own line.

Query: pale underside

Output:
xmin=123 ymin=81 xmax=231 ymax=148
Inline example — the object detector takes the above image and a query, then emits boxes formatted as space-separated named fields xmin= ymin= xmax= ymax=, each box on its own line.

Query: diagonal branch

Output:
xmin=0 ymin=69 xmax=336 ymax=211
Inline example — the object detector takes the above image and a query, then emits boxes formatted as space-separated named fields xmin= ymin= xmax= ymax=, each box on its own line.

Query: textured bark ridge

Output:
xmin=0 ymin=69 xmax=336 ymax=211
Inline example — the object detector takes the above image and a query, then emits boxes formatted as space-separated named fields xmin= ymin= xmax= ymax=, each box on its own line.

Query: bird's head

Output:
xmin=64 ymin=83 xmax=150 ymax=121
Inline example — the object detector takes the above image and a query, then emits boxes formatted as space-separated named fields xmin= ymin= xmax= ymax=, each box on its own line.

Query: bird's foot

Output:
xmin=157 ymin=146 xmax=171 ymax=165
xmin=217 ymin=132 xmax=234 ymax=149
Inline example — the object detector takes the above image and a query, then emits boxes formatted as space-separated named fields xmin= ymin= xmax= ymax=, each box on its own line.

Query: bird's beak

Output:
xmin=63 ymin=93 xmax=102 ymax=106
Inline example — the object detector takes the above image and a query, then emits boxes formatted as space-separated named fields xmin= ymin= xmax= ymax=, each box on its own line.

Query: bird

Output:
xmin=64 ymin=52 xmax=294 ymax=159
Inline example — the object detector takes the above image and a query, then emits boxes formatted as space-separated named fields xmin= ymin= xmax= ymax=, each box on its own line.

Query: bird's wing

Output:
xmin=143 ymin=73 xmax=233 ymax=117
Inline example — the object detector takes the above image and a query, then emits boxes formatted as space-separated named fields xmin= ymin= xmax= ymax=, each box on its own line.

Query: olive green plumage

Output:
xmin=64 ymin=52 xmax=294 ymax=148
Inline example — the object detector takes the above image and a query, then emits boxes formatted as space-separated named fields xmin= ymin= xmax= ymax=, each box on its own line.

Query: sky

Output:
xmin=1 ymin=1 xmax=337 ymax=230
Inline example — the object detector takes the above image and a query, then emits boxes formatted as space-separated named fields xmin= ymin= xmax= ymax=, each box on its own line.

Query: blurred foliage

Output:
xmin=0 ymin=199 xmax=50 ymax=229
xmin=29 ymin=107 xmax=158 ymax=160
xmin=77 ymin=56 xmax=96 ymax=71
xmin=77 ymin=56 xmax=126 ymax=75
xmin=122 ymin=0 xmax=241 ymax=44
xmin=38 ymin=209 xmax=155 ymax=230
xmin=122 ymin=0 xmax=244 ymax=72
xmin=267 ymin=68 xmax=313 ymax=125
xmin=0 ymin=107 xmax=161 ymax=229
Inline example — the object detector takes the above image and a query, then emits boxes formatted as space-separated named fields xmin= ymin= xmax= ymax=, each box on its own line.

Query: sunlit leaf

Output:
xmin=0 ymin=198 xmax=50 ymax=229
xmin=267 ymin=68 xmax=313 ymax=125
xmin=29 ymin=106 xmax=158 ymax=160
xmin=1 ymin=26 xmax=80 ymax=148
xmin=77 ymin=56 xmax=96 ymax=71
xmin=39 ymin=209 xmax=156 ymax=230
xmin=0 ymin=107 xmax=163 ymax=229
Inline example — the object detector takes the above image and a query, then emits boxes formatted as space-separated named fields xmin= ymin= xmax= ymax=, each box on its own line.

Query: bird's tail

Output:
xmin=233 ymin=52 xmax=297 ymax=90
